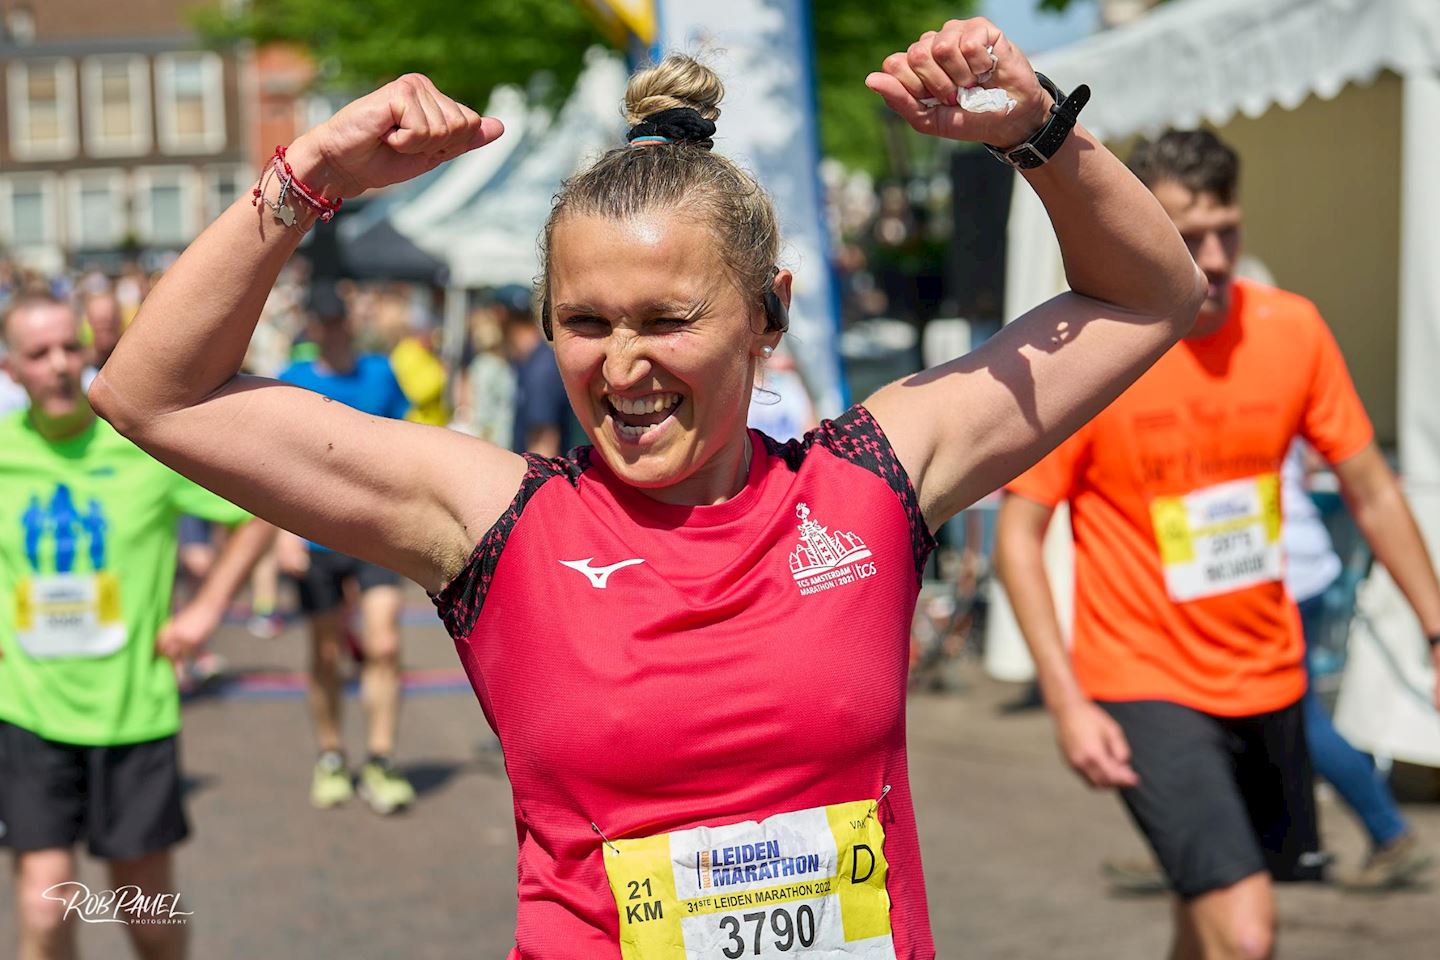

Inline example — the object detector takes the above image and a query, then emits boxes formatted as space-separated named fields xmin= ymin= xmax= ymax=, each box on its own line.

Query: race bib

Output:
xmin=604 ymin=800 xmax=895 ymax=960
xmin=1150 ymin=473 xmax=1282 ymax=602
xmin=14 ymin=573 xmax=126 ymax=659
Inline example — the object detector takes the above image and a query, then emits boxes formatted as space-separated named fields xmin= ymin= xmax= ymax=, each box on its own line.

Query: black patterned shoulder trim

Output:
xmin=793 ymin=405 xmax=936 ymax=580
xmin=430 ymin=450 xmax=588 ymax=639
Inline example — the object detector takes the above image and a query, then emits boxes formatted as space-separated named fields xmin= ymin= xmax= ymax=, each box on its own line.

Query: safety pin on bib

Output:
xmin=592 ymin=821 xmax=620 ymax=855
xmin=864 ymin=784 xmax=892 ymax=823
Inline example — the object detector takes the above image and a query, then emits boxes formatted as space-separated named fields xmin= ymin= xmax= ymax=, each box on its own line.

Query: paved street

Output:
xmin=2 ymin=594 xmax=1436 ymax=958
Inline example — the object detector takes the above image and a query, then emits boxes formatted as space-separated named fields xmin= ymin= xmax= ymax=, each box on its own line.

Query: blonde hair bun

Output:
xmin=623 ymin=54 xmax=723 ymax=128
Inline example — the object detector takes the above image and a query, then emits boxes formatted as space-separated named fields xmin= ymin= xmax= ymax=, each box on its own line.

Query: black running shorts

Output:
xmin=1098 ymin=698 xmax=1323 ymax=899
xmin=295 ymin=549 xmax=402 ymax=614
xmin=0 ymin=720 xmax=189 ymax=859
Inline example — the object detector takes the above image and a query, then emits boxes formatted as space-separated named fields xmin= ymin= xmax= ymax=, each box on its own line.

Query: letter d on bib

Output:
xmin=851 ymin=844 xmax=876 ymax=883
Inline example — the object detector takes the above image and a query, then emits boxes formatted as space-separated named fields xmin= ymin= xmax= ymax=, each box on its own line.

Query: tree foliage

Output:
xmin=194 ymin=0 xmax=606 ymax=111
xmin=810 ymin=2 xmax=976 ymax=172
xmin=197 ymin=0 xmax=980 ymax=172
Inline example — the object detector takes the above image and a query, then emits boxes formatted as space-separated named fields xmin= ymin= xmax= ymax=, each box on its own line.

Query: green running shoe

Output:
xmin=357 ymin=760 xmax=416 ymax=815
xmin=310 ymin=753 xmax=353 ymax=809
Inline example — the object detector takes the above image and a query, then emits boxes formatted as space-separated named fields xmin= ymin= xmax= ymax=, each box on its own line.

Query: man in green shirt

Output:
xmin=0 ymin=294 xmax=272 ymax=960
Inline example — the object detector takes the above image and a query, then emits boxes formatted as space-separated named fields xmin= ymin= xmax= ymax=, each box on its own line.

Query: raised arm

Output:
xmin=89 ymin=76 xmax=522 ymax=593
xmin=861 ymin=18 xmax=1205 ymax=527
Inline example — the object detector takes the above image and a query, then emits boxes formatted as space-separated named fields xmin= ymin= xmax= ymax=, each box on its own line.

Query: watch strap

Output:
xmin=986 ymin=73 xmax=1091 ymax=170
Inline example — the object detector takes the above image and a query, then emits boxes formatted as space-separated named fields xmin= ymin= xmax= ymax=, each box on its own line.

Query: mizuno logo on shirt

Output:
xmin=557 ymin=557 xmax=645 ymax=589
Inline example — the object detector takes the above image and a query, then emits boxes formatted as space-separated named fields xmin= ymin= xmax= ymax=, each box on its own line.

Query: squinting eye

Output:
xmin=561 ymin=315 xmax=606 ymax=331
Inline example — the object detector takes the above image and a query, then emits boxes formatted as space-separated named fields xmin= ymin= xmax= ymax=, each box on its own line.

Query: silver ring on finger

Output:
xmin=976 ymin=44 xmax=999 ymax=85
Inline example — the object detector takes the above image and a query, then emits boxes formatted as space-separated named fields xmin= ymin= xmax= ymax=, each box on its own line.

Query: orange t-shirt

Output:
xmin=1007 ymin=280 xmax=1373 ymax=716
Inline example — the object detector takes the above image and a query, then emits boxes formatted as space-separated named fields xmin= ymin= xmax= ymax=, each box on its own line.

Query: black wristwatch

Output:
xmin=985 ymin=73 xmax=1090 ymax=170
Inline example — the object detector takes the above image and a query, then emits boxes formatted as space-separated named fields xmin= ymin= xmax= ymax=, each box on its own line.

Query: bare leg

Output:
xmin=306 ymin=610 xmax=345 ymax=753
xmin=108 ymin=849 xmax=187 ymax=960
xmin=1177 ymin=872 xmax=1276 ymax=960
xmin=250 ymin=544 xmax=279 ymax=618
xmin=14 ymin=847 xmax=78 ymax=960
xmin=358 ymin=585 xmax=403 ymax=758
xmin=1171 ymin=897 xmax=1203 ymax=960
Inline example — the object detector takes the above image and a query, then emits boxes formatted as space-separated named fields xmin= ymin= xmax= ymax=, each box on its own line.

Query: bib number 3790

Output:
xmin=718 ymin=905 xmax=817 ymax=957
xmin=604 ymin=800 xmax=896 ymax=960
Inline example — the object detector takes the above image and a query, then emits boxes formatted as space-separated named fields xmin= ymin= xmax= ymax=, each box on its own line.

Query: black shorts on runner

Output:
xmin=1098 ymin=698 xmax=1323 ymax=899
xmin=295 ymin=549 xmax=402 ymax=614
xmin=0 ymin=720 xmax=189 ymax=860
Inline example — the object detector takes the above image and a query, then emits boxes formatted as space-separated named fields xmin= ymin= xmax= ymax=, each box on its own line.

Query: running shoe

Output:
xmin=357 ymin=760 xmax=416 ymax=815
xmin=1340 ymin=833 xmax=1433 ymax=892
xmin=310 ymin=752 xmax=354 ymax=809
xmin=247 ymin=613 xmax=285 ymax=639
xmin=1100 ymin=857 xmax=1169 ymax=895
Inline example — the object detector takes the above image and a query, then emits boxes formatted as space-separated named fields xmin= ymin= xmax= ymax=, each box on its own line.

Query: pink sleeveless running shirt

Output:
xmin=433 ymin=406 xmax=937 ymax=959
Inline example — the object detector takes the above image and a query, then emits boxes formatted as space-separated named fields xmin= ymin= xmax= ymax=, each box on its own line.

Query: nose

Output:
xmin=46 ymin=346 xmax=70 ymax=376
xmin=601 ymin=331 xmax=653 ymax=390
xmin=1194 ymin=229 xmax=1230 ymax=276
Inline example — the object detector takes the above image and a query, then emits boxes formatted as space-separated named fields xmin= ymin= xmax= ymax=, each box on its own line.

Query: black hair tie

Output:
xmin=627 ymin=107 xmax=716 ymax=150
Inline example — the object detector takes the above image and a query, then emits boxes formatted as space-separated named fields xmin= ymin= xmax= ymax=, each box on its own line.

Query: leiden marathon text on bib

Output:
xmin=1150 ymin=473 xmax=1283 ymax=603
xmin=604 ymin=800 xmax=895 ymax=959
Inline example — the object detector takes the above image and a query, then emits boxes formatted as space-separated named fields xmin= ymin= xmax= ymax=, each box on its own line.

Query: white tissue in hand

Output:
xmin=959 ymin=86 xmax=1015 ymax=114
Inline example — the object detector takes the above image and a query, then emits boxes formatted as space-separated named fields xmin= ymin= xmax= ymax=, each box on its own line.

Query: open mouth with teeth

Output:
xmin=606 ymin=392 xmax=684 ymax=441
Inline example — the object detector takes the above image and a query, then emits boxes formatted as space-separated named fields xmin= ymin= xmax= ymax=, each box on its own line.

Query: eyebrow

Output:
xmin=554 ymin=298 xmax=708 ymax=318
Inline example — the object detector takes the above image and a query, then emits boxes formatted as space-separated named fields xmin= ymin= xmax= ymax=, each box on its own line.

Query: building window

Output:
xmin=155 ymin=52 xmax=225 ymax=154
xmin=7 ymin=60 xmax=79 ymax=160
xmin=7 ymin=6 xmax=35 ymax=44
xmin=2 ymin=175 xmax=60 ymax=247
xmin=203 ymin=165 xmax=250 ymax=222
xmin=67 ymin=171 xmax=128 ymax=250
xmin=134 ymin=168 xmax=198 ymax=247
xmin=83 ymin=56 xmax=151 ymax=156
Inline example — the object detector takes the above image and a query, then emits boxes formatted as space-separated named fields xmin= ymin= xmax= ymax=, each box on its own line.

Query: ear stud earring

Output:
xmin=760 ymin=345 xmax=774 ymax=359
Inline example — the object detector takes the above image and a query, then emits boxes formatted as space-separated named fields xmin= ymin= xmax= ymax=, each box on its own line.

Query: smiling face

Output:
xmin=547 ymin=211 xmax=783 ymax=504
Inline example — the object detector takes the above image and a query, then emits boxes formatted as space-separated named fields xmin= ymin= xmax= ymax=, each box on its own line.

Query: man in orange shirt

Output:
xmin=997 ymin=129 xmax=1440 ymax=960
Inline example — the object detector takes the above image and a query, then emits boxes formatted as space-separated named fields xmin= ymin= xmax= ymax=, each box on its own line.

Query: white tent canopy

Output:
xmin=989 ymin=0 xmax=1440 ymax=764
xmin=1032 ymin=0 xmax=1440 ymax=142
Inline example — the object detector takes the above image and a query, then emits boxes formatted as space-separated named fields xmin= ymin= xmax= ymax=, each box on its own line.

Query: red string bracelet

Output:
xmin=250 ymin=145 xmax=343 ymax=226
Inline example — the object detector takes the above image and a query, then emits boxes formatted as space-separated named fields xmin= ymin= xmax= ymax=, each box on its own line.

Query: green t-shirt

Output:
xmin=0 ymin=411 xmax=247 ymax=746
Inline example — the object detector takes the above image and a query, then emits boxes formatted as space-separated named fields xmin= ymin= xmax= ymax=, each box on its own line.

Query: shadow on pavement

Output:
xmin=180 ymin=771 xmax=218 ymax=799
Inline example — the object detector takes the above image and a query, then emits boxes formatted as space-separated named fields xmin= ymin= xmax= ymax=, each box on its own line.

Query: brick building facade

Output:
xmin=0 ymin=0 xmax=313 ymax=272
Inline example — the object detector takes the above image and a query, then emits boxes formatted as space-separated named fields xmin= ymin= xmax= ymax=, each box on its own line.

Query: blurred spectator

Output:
xmin=747 ymin=343 xmax=818 ymax=442
xmin=453 ymin=301 xmax=517 ymax=446
xmin=115 ymin=263 xmax=149 ymax=327
xmin=499 ymin=284 xmax=576 ymax=456
xmin=277 ymin=280 xmax=417 ymax=816
xmin=82 ymin=291 xmax=124 ymax=371
xmin=376 ymin=292 xmax=449 ymax=427
xmin=0 ymin=294 xmax=271 ymax=960
xmin=1281 ymin=441 xmax=1430 ymax=889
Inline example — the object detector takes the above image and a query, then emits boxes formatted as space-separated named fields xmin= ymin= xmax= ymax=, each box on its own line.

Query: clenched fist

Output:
xmin=866 ymin=18 xmax=1051 ymax=149
xmin=288 ymin=74 xmax=504 ymax=200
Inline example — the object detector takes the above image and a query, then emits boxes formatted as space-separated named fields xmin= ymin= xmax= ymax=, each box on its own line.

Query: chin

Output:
xmin=41 ymin=398 xmax=83 ymax=420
